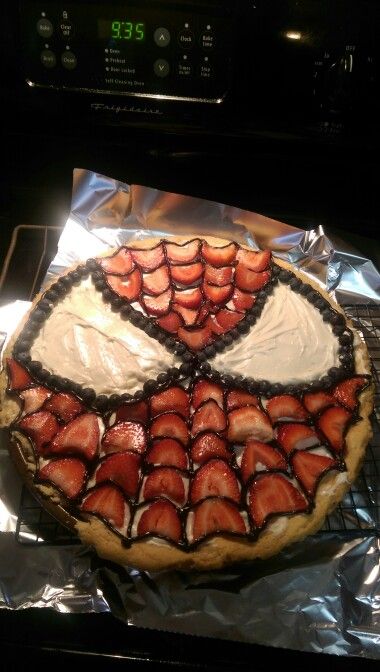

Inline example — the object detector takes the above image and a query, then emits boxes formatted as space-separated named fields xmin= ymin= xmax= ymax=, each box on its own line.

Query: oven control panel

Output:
xmin=19 ymin=2 xmax=234 ymax=103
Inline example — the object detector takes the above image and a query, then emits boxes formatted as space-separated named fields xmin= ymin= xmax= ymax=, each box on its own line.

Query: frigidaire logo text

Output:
xmin=90 ymin=103 xmax=162 ymax=115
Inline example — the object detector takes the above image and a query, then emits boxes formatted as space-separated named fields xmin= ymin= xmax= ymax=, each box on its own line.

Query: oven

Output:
xmin=0 ymin=0 xmax=379 ymax=669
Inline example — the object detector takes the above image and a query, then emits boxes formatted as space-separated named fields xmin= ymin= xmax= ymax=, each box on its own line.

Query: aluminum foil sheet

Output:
xmin=1 ymin=168 xmax=379 ymax=659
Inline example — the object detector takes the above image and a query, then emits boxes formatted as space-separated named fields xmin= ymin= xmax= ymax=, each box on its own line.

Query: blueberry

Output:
xmin=222 ymin=333 xmax=233 ymax=345
xmin=44 ymin=289 xmax=59 ymax=303
xmin=165 ymin=337 xmax=177 ymax=351
xmin=320 ymin=376 xmax=332 ymax=389
xmin=328 ymin=367 xmax=341 ymax=380
xmin=156 ymin=331 xmax=167 ymax=343
xmin=102 ymin=288 xmax=114 ymax=303
xmin=81 ymin=388 xmax=96 ymax=403
xmin=246 ymin=314 xmax=257 ymax=325
xmin=234 ymin=374 xmax=245 ymax=387
xmin=86 ymin=258 xmax=99 ymax=271
xmin=157 ymin=372 xmax=169 ymax=384
xmin=143 ymin=379 xmax=157 ymax=393
xmin=55 ymin=281 xmax=67 ymax=296
xmin=339 ymin=332 xmax=352 ymax=345
xmin=237 ymin=320 xmax=250 ymax=334
xmin=134 ymin=390 xmax=144 ymax=400
xmin=38 ymin=368 xmax=50 ymax=381
xmin=109 ymin=393 xmax=121 ymax=407
xmin=120 ymin=304 xmax=132 ymax=319
xmin=175 ymin=343 xmax=186 ymax=355
xmin=145 ymin=323 xmax=158 ymax=337
xmin=110 ymin=296 xmax=123 ymax=310
xmin=91 ymin=271 xmax=103 ymax=283
xmin=204 ymin=345 xmax=216 ymax=357
xmin=271 ymin=265 xmax=281 ymax=277
xmin=59 ymin=377 xmax=71 ymax=391
xmin=31 ymin=309 xmax=45 ymax=323
xmin=200 ymin=362 xmax=211 ymax=373
xmin=222 ymin=374 xmax=233 ymax=386
xmin=95 ymin=395 xmax=109 ymax=411
xmin=332 ymin=324 xmax=345 ymax=336
xmin=214 ymin=339 xmax=225 ymax=352
xmin=278 ymin=269 xmax=290 ymax=282
xmin=16 ymin=339 xmax=31 ymax=352
xmin=16 ymin=352 xmax=30 ymax=364
xmin=183 ymin=351 xmax=193 ymax=363
xmin=70 ymin=271 xmax=82 ymax=284
xmin=289 ymin=278 xmax=301 ymax=291
xmin=299 ymin=284 xmax=311 ymax=296
xmin=249 ymin=306 xmax=261 ymax=317
xmin=29 ymin=360 xmax=42 ymax=374
xmin=179 ymin=362 xmax=192 ymax=375
xmin=229 ymin=329 xmax=239 ymax=340
xmin=269 ymin=383 xmax=283 ymax=396
xmin=168 ymin=367 xmax=180 ymax=379
xmin=196 ymin=351 xmax=207 ymax=362
xmin=121 ymin=393 xmax=133 ymax=402
xmin=61 ymin=275 xmax=73 ymax=289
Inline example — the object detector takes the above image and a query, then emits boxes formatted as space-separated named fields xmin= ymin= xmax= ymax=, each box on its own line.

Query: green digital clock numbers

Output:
xmin=111 ymin=20 xmax=145 ymax=41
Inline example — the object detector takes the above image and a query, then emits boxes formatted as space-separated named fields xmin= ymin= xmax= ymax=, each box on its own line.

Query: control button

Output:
xmin=37 ymin=18 xmax=53 ymax=38
xmin=154 ymin=58 xmax=170 ymax=77
xmin=60 ymin=20 xmax=74 ymax=39
xmin=40 ymin=49 xmax=56 ymax=68
xmin=178 ymin=30 xmax=194 ymax=49
xmin=200 ymin=30 xmax=215 ymax=50
xmin=177 ymin=61 xmax=192 ymax=77
xmin=154 ymin=27 xmax=170 ymax=47
xmin=199 ymin=59 xmax=213 ymax=78
xmin=61 ymin=50 xmax=77 ymax=70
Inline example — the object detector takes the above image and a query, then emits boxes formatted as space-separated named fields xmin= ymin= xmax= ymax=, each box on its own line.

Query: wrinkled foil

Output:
xmin=1 ymin=169 xmax=379 ymax=659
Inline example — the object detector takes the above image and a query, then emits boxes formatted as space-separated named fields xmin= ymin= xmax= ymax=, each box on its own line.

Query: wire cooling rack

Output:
xmin=15 ymin=304 xmax=380 ymax=545
xmin=2 ymin=226 xmax=379 ymax=545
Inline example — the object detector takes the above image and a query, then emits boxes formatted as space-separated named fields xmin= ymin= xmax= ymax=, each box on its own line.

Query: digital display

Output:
xmin=98 ymin=19 xmax=145 ymax=41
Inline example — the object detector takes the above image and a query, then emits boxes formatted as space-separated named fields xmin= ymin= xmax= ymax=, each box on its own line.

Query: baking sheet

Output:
xmin=0 ymin=168 xmax=379 ymax=659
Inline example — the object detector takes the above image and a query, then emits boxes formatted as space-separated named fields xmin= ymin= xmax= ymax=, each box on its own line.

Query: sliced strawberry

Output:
xmin=191 ymin=498 xmax=246 ymax=541
xmin=191 ymin=400 xmax=227 ymax=436
xmin=20 ymin=386 xmax=52 ymax=416
xmin=231 ymin=288 xmax=256 ymax=312
xmin=226 ymin=390 xmax=259 ymax=412
xmin=276 ymin=423 xmax=320 ymax=455
xmin=96 ymin=452 xmax=141 ymax=498
xmin=171 ymin=262 xmax=203 ymax=285
xmin=130 ymin=244 xmax=165 ymax=271
xmin=190 ymin=459 xmax=240 ymax=504
xmin=137 ymin=499 xmax=182 ymax=543
xmin=18 ymin=411 xmax=59 ymax=454
xmin=82 ymin=484 xmax=126 ymax=528
xmin=106 ymin=268 xmax=142 ymax=301
xmin=7 ymin=358 xmax=32 ymax=390
xmin=333 ymin=376 xmax=368 ymax=411
xmin=317 ymin=406 xmax=352 ymax=453
xmin=303 ymin=391 xmax=335 ymax=415
xmin=192 ymin=379 xmax=224 ymax=410
xmin=102 ymin=421 xmax=147 ymax=455
xmin=142 ymin=288 xmax=172 ymax=316
xmin=227 ymin=407 xmax=274 ymax=443
xmin=201 ymin=241 xmax=237 ymax=267
xmin=150 ymin=413 xmax=189 ymax=445
xmin=156 ymin=310 xmax=184 ymax=334
xmin=190 ymin=433 xmax=231 ymax=464
xmin=142 ymin=467 xmax=186 ymax=506
xmin=177 ymin=325 xmax=212 ymax=351
xmin=241 ymin=440 xmax=287 ymax=483
xmin=39 ymin=458 xmax=86 ymax=499
xmin=115 ymin=400 xmax=149 ymax=425
xmin=204 ymin=266 xmax=234 ymax=285
xmin=235 ymin=265 xmax=270 ymax=292
xmin=248 ymin=473 xmax=308 ymax=528
xmin=173 ymin=304 xmax=199 ymax=326
xmin=292 ymin=450 xmax=338 ymax=496
xmin=206 ymin=314 xmax=226 ymax=335
xmin=150 ymin=387 xmax=190 ymax=418
xmin=266 ymin=395 xmax=309 ymax=423
xmin=99 ymin=248 xmax=134 ymax=275
xmin=174 ymin=287 xmax=202 ymax=308
xmin=147 ymin=439 xmax=188 ymax=469
xmin=236 ymin=248 xmax=271 ymax=271
xmin=203 ymin=283 xmax=233 ymax=305
xmin=165 ymin=239 xmax=200 ymax=264
xmin=142 ymin=265 xmax=170 ymax=295
xmin=50 ymin=413 xmax=100 ymax=460
xmin=44 ymin=392 xmax=83 ymax=423
xmin=214 ymin=309 xmax=244 ymax=332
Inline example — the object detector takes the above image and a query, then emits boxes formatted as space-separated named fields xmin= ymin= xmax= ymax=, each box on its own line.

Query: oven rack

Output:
xmin=0 ymin=226 xmax=379 ymax=546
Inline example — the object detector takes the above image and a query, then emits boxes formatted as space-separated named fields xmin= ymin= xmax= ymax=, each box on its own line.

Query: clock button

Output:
xmin=178 ymin=30 xmax=194 ymax=49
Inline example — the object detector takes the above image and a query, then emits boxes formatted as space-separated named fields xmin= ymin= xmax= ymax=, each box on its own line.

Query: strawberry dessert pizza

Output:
xmin=0 ymin=237 xmax=374 ymax=570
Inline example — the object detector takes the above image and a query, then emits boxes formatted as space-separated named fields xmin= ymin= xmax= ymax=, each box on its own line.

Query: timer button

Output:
xmin=178 ymin=30 xmax=194 ymax=49
xmin=37 ymin=18 xmax=53 ymax=38
xmin=154 ymin=58 xmax=170 ymax=77
xmin=154 ymin=27 xmax=170 ymax=47
xmin=40 ymin=49 xmax=56 ymax=68
xmin=61 ymin=50 xmax=77 ymax=70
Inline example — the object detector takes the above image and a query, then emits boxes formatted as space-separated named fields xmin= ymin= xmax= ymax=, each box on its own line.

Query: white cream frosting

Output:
xmin=213 ymin=283 xmax=340 ymax=384
xmin=31 ymin=278 xmax=179 ymax=396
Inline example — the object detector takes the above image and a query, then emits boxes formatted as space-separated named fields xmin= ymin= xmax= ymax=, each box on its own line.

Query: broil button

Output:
xmin=40 ymin=49 xmax=56 ymax=68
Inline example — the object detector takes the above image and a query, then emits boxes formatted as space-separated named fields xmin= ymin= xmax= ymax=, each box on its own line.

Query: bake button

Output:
xmin=61 ymin=50 xmax=77 ymax=70
xmin=178 ymin=30 xmax=194 ymax=49
xmin=154 ymin=58 xmax=170 ymax=77
xmin=40 ymin=49 xmax=56 ymax=68
xmin=154 ymin=27 xmax=170 ymax=47
xmin=37 ymin=18 xmax=53 ymax=38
